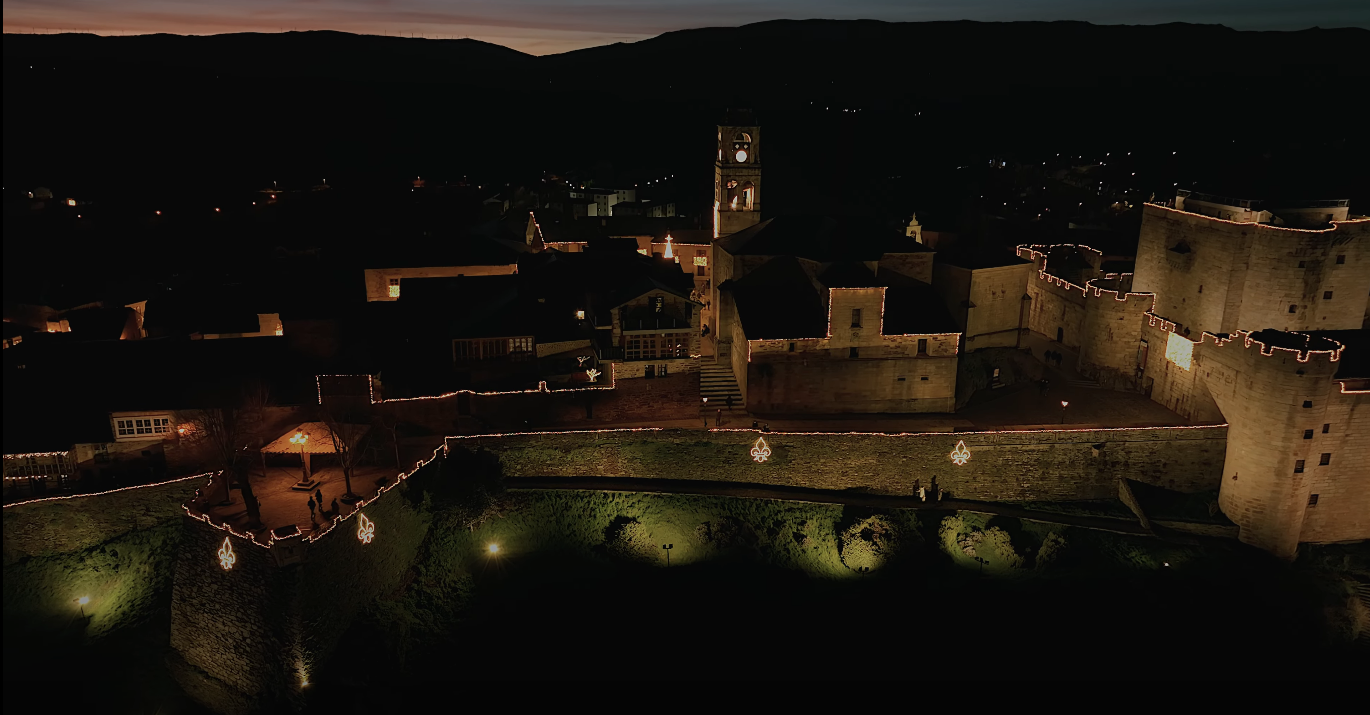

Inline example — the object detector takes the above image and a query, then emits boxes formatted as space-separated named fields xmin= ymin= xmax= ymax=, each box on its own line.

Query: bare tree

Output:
xmin=376 ymin=413 xmax=402 ymax=468
xmin=320 ymin=409 xmax=370 ymax=502
xmin=189 ymin=382 xmax=271 ymax=526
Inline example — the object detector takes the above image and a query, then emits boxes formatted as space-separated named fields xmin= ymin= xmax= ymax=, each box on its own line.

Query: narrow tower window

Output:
xmin=851 ymin=309 xmax=862 ymax=328
xmin=1318 ymin=453 xmax=1331 ymax=466
xmin=1303 ymin=429 xmax=1314 ymax=439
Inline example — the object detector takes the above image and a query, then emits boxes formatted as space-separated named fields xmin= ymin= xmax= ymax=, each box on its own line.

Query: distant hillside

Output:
xmin=4 ymin=21 xmax=1367 ymax=204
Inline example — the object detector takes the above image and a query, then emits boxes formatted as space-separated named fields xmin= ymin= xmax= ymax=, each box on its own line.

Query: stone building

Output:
xmin=713 ymin=218 xmax=957 ymax=413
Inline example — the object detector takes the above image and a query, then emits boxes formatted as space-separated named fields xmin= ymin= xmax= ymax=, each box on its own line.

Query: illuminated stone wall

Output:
xmin=452 ymin=425 xmax=1227 ymax=501
xmin=1200 ymin=332 xmax=1366 ymax=558
xmin=168 ymin=518 xmax=301 ymax=714
xmin=1076 ymin=283 xmax=1150 ymax=389
xmin=168 ymin=473 xmax=431 ymax=713
xmin=1134 ymin=205 xmax=1370 ymax=335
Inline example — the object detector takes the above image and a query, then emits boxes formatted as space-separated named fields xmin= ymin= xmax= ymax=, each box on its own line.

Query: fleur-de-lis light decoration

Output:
xmin=577 ymin=356 xmax=590 ymax=367
xmin=750 ymin=436 xmax=772 ymax=463
xmin=950 ymin=440 xmax=971 ymax=466
xmin=357 ymin=513 xmax=375 ymax=544
xmin=586 ymin=368 xmax=602 ymax=383
xmin=218 ymin=537 xmax=236 ymax=570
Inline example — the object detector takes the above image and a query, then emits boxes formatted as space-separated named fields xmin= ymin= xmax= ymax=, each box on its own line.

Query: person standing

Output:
xmin=331 ymin=497 xmax=340 ymax=516
xmin=725 ymin=395 xmax=734 ymax=411
xmin=918 ymin=486 xmax=927 ymax=502
xmin=715 ymin=408 xmax=722 ymax=427
xmin=315 ymin=488 xmax=324 ymax=510
xmin=307 ymin=496 xmax=317 ymax=522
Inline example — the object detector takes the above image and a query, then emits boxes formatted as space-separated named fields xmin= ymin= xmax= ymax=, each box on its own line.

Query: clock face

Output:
xmin=735 ymin=149 xmax=748 ymax=163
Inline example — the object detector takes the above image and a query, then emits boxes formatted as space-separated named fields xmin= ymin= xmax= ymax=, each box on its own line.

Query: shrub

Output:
xmin=838 ymin=515 xmax=899 ymax=572
xmin=1035 ymin=532 xmax=1067 ymax=570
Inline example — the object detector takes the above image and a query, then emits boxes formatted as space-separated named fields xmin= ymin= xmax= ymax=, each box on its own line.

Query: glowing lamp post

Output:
xmin=487 ymin=543 xmax=500 ymax=555
xmin=662 ymin=543 xmax=673 ymax=567
xmin=77 ymin=596 xmax=90 ymax=618
xmin=289 ymin=431 xmax=309 ymax=482
xmin=1060 ymin=400 xmax=1070 ymax=424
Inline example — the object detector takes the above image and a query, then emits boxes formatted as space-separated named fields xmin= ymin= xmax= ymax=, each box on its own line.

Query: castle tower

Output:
xmin=1199 ymin=330 xmax=1363 ymax=559
xmin=714 ymin=122 xmax=762 ymax=238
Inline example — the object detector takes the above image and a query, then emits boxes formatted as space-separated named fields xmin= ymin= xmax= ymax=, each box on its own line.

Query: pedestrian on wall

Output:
xmin=753 ymin=420 xmax=759 ymax=430
xmin=725 ymin=395 xmax=734 ymax=411
xmin=1039 ymin=378 xmax=1049 ymax=396
xmin=331 ymin=497 xmax=340 ymax=516
xmin=307 ymin=496 xmax=317 ymax=522
xmin=315 ymin=488 xmax=324 ymax=508
xmin=918 ymin=486 xmax=927 ymax=502
xmin=716 ymin=408 xmax=722 ymax=427
xmin=762 ymin=423 xmax=770 ymax=433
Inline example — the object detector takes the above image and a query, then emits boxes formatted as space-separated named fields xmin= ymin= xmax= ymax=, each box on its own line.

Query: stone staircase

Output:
xmin=699 ymin=359 xmax=745 ymax=414
xmin=1066 ymin=378 xmax=1106 ymax=390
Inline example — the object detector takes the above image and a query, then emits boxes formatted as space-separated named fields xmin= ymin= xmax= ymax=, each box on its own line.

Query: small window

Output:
xmin=1302 ymin=400 xmax=1313 ymax=408
xmin=849 ymin=347 xmax=860 ymax=358
xmin=1288 ymin=304 xmax=1297 ymax=314
xmin=1303 ymin=429 xmax=1314 ymax=439
xmin=787 ymin=342 xmax=795 ymax=352
xmin=1323 ymin=291 xmax=1333 ymax=300
xmin=917 ymin=338 xmax=928 ymax=355
xmin=1297 ymin=261 xmax=1306 ymax=268
xmin=1322 ymin=423 xmax=1330 ymax=434
xmin=1198 ymin=285 xmax=1203 ymax=293
xmin=388 ymin=278 xmax=401 ymax=298
xmin=920 ymin=376 xmax=929 ymax=381
xmin=1318 ymin=453 xmax=1331 ymax=466
xmin=1294 ymin=460 xmax=1305 ymax=473
xmin=1307 ymin=494 xmax=1319 ymax=506
xmin=575 ymin=310 xmax=586 ymax=320
xmin=851 ymin=309 xmax=862 ymax=328
xmin=1335 ymin=255 xmax=1345 ymax=264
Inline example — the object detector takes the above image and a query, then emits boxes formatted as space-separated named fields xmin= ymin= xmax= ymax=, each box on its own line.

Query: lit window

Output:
xmin=1164 ymin=331 xmax=1193 ymax=371
xmin=637 ymin=248 xmax=649 ymax=255
xmin=576 ymin=310 xmax=586 ymax=320
xmin=115 ymin=416 xmax=172 ymax=439
xmin=693 ymin=256 xmax=708 ymax=267
xmin=388 ymin=278 xmax=401 ymax=298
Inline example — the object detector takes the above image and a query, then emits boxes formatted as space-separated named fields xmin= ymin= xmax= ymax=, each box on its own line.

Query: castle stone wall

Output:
xmin=1135 ymin=205 xmax=1370 ymax=335
xmin=452 ymin=425 xmax=1227 ymax=501
xmin=1200 ymin=332 xmax=1348 ymax=558
xmin=1299 ymin=383 xmax=1370 ymax=544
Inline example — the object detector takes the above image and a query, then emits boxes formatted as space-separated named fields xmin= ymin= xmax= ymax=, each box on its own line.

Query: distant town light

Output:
xmin=487 ymin=543 xmax=500 ymax=554
xmin=66 ymin=198 xmax=76 ymax=206
xmin=78 ymin=596 xmax=90 ymax=606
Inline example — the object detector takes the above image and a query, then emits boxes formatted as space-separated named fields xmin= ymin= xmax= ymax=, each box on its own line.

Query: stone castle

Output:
xmin=153 ymin=123 xmax=1366 ymax=711
xmin=708 ymin=122 xmax=1368 ymax=560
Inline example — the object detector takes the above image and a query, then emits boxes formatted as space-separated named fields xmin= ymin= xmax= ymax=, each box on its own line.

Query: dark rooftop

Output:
xmin=718 ymin=215 xmax=930 ymax=262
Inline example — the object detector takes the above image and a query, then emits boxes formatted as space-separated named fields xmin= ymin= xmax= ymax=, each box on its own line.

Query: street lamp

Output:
xmin=1060 ymin=400 xmax=1070 ymax=424
xmin=487 ymin=543 xmax=500 ymax=555
xmin=662 ymin=543 xmax=673 ymax=567
xmin=289 ymin=431 xmax=309 ymax=482
xmin=76 ymin=596 xmax=90 ymax=618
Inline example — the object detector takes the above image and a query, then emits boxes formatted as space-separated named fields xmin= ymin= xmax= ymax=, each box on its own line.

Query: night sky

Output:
xmin=4 ymin=0 xmax=1367 ymax=54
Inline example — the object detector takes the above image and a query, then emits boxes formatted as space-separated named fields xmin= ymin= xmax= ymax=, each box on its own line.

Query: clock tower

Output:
xmin=714 ymin=123 xmax=762 ymax=238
